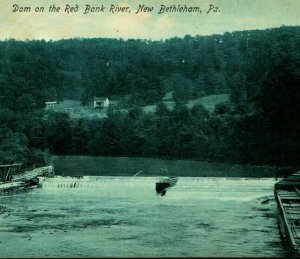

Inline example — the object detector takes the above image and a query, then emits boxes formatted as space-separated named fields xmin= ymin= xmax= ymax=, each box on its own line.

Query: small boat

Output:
xmin=156 ymin=177 xmax=178 ymax=196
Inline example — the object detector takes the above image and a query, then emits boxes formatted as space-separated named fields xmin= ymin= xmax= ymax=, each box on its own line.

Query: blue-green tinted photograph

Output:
xmin=0 ymin=0 xmax=299 ymax=257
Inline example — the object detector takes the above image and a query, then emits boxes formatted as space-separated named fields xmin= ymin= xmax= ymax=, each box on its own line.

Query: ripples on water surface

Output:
xmin=0 ymin=177 xmax=286 ymax=257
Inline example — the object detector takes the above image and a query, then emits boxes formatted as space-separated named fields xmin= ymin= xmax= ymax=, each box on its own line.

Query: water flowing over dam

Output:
xmin=40 ymin=176 xmax=278 ymax=200
xmin=0 ymin=176 xmax=286 ymax=257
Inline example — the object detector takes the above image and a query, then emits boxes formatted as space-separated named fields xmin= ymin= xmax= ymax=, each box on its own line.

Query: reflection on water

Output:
xmin=0 ymin=177 xmax=286 ymax=257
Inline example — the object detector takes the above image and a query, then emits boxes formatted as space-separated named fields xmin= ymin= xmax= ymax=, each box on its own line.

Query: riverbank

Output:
xmin=51 ymin=155 xmax=296 ymax=177
xmin=0 ymin=166 xmax=54 ymax=194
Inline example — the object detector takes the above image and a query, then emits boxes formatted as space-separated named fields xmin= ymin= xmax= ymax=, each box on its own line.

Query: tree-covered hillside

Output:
xmin=0 ymin=26 xmax=299 ymax=168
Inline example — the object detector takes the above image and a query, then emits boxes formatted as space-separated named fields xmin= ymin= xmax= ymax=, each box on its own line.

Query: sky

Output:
xmin=0 ymin=0 xmax=299 ymax=40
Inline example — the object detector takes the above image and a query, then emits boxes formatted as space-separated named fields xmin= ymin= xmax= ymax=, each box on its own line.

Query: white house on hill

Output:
xmin=94 ymin=97 xmax=109 ymax=109
xmin=45 ymin=101 xmax=58 ymax=109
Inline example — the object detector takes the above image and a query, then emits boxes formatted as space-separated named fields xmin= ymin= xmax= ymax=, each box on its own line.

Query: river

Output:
xmin=0 ymin=176 xmax=286 ymax=257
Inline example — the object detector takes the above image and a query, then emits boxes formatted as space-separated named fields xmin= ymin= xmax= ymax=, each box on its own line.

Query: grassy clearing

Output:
xmin=141 ymin=94 xmax=230 ymax=113
xmin=187 ymin=94 xmax=230 ymax=112
xmin=50 ymin=155 xmax=293 ymax=177
xmin=46 ymin=100 xmax=108 ymax=119
xmin=46 ymin=94 xmax=230 ymax=119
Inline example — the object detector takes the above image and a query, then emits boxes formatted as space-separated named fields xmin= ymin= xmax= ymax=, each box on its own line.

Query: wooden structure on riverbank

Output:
xmin=0 ymin=165 xmax=54 ymax=193
xmin=274 ymin=171 xmax=300 ymax=256
xmin=12 ymin=166 xmax=54 ymax=181
xmin=0 ymin=163 xmax=22 ymax=182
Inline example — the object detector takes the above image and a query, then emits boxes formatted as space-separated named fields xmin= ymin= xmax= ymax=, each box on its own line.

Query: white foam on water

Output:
xmin=0 ymin=176 xmax=285 ymax=257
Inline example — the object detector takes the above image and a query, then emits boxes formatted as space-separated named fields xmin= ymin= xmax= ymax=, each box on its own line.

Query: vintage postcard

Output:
xmin=0 ymin=0 xmax=299 ymax=257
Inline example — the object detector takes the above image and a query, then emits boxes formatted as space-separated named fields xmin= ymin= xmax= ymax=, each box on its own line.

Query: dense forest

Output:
xmin=0 ymin=25 xmax=299 ymax=168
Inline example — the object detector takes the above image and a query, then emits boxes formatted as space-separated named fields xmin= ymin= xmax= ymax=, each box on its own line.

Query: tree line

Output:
xmin=0 ymin=25 xmax=299 ymax=168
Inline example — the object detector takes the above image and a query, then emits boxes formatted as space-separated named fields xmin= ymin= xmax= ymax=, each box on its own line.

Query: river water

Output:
xmin=0 ymin=177 xmax=286 ymax=257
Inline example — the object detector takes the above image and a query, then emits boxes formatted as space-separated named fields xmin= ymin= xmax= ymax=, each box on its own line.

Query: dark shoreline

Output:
xmin=51 ymin=155 xmax=297 ymax=178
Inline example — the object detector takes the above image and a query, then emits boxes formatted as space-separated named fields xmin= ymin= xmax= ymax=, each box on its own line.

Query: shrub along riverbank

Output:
xmin=51 ymin=155 xmax=297 ymax=178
